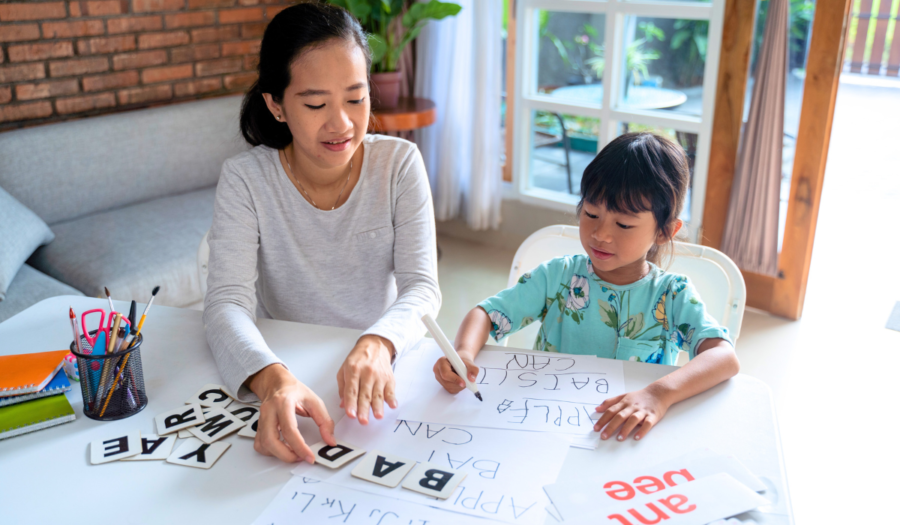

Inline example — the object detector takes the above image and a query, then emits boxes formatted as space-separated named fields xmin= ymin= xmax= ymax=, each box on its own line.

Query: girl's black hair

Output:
xmin=239 ymin=1 xmax=371 ymax=149
xmin=578 ymin=132 xmax=690 ymax=265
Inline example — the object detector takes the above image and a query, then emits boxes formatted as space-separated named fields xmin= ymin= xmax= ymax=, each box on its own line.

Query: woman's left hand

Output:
xmin=337 ymin=334 xmax=397 ymax=425
xmin=593 ymin=385 xmax=672 ymax=441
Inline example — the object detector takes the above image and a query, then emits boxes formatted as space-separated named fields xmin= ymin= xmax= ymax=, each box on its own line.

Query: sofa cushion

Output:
xmin=28 ymin=186 xmax=217 ymax=308
xmin=0 ymin=95 xmax=247 ymax=225
xmin=0 ymin=186 xmax=55 ymax=301
xmin=0 ymin=265 xmax=83 ymax=323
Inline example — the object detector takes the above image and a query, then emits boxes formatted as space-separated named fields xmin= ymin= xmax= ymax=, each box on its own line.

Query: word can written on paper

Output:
xmin=253 ymin=476 xmax=489 ymax=525
xmin=396 ymin=343 xmax=625 ymax=435
xmin=292 ymin=410 xmax=570 ymax=525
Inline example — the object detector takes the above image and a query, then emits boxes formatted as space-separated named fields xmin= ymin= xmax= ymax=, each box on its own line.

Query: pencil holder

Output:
xmin=69 ymin=330 xmax=148 ymax=421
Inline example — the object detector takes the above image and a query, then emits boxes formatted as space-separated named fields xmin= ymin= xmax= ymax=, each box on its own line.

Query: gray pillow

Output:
xmin=0 ymin=186 xmax=55 ymax=301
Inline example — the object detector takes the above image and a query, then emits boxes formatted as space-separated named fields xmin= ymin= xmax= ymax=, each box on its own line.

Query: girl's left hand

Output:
xmin=594 ymin=386 xmax=672 ymax=441
xmin=337 ymin=334 xmax=398 ymax=425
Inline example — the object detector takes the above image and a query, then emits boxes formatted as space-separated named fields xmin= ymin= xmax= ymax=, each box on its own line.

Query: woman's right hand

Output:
xmin=249 ymin=363 xmax=336 ymax=464
xmin=433 ymin=355 xmax=479 ymax=394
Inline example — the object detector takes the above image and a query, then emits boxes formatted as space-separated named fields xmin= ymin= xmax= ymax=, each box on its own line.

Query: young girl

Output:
xmin=433 ymin=132 xmax=740 ymax=442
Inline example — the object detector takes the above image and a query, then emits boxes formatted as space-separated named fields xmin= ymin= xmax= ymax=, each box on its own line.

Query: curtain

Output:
xmin=414 ymin=0 xmax=502 ymax=230
xmin=720 ymin=0 xmax=788 ymax=276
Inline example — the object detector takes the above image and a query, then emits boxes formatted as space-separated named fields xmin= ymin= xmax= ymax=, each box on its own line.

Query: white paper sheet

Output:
xmin=396 ymin=341 xmax=625 ymax=436
xmin=565 ymin=473 xmax=768 ymax=525
xmin=544 ymin=449 xmax=766 ymax=521
xmin=252 ymin=476 xmax=487 ymax=525
xmin=291 ymin=410 xmax=570 ymax=525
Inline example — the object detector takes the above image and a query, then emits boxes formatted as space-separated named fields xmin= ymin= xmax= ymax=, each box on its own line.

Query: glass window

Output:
xmin=529 ymin=111 xmax=601 ymax=194
xmin=617 ymin=122 xmax=699 ymax=222
xmin=536 ymin=10 xmax=606 ymax=106
xmin=617 ymin=17 xmax=709 ymax=117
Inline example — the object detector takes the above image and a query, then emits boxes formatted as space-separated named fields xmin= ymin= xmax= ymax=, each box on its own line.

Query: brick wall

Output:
xmin=0 ymin=0 xmax=292 ymax=131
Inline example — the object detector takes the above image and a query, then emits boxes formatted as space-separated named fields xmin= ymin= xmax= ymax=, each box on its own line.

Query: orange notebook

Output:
xmin=0 ymin=350 xmax=71 ymax=396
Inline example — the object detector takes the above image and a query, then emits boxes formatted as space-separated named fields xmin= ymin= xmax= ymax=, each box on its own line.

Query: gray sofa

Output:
xmin=0 ymin=95 xmax=248 ymax=322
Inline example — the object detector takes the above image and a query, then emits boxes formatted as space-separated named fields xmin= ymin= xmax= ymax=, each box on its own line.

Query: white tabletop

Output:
xmin=0 ymin=296 xmax=793 ymax=524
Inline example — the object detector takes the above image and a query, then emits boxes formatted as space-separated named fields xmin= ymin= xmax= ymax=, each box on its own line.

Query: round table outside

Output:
xmin=369 ymin=97 xmax=437 ymax=133
xmin=550 ymin=84 xmax=687 ymax=110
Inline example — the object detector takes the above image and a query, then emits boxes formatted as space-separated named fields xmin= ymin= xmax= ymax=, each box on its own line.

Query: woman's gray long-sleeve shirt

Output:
xmin=203 ymin=135 xmax=441 ymax=401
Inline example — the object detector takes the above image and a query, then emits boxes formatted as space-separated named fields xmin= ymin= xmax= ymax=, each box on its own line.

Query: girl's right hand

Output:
xmin=433 ymin=356 xmax=479 ymax=394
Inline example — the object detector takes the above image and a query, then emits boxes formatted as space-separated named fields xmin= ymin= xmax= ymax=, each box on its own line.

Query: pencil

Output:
xmin=69 ymin=307 xmax=82 ymax=351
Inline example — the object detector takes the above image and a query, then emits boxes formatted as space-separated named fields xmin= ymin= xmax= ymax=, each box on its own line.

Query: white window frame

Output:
xmin=512 ymin=0 xmax=725 ymax=241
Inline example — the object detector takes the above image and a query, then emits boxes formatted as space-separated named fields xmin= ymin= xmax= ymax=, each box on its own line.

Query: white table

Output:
xmin=0 ymin=297 xmax=793 ymax=524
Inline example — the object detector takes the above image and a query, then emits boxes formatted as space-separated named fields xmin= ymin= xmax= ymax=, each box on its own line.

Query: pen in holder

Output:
xmin=70 ymin=329 xmax=148 ymax=421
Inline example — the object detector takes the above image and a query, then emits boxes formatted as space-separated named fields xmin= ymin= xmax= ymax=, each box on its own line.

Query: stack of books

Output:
xmin=0 ymin=350 xmax=76 ymax=440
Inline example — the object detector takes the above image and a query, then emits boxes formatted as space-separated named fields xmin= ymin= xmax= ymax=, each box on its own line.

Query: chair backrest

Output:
xmin=504 ymin=225 xmax=746 ymax=350
xmin=198 ymin=230 xmax=210 ymax=299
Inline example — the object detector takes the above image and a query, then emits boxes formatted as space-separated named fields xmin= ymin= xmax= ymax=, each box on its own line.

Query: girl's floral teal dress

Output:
xmin=478 ymin=255 xmax=731 ymax=365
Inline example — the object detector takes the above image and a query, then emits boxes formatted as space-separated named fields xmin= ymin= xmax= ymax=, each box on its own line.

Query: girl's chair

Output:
xmin=503 ymin=225 xmax=746 ymax=365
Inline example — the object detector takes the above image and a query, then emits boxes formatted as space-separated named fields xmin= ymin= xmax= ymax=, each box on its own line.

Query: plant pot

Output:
xmin=371 ymin=71 xmax=402 ymax=109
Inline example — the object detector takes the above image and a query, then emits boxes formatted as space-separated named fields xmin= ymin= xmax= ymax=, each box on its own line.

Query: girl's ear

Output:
xmin=261 ymin=92 xmax=285 ymax=123
xmin=656 ymin=219 xmax=683 ymax=245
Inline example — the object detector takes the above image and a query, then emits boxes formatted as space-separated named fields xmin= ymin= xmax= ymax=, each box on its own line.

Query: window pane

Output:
xmin=617 ymin=17 xmax=709 ymax=117
xmin=617 ymin=123 xmax=698 ymax=222
xmin=536 ymin=10 xmax=606 ymax=106
xmin=530 ymin=111 xmax=600 ymax=194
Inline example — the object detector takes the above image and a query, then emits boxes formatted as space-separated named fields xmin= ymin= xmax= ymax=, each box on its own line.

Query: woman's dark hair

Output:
xmin=240 ymin=1 xmax=371 ymax=148
xmin=577 ymin=132 xmax=690 ymax=266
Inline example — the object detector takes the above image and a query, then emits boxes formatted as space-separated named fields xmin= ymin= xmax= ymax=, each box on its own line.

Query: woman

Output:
xmin=203 ymin=3 xmax=440 ymax=464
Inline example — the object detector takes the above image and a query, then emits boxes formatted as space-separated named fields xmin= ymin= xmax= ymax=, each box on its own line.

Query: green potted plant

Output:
xmin=330 ymin=0 xmax=462 ymax=108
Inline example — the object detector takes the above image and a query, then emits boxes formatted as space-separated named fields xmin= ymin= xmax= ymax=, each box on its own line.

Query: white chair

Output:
xmin=503 ymin=225 xmax=746 ymax=362
xmin=198 ymin=230 xmax=210 ymax=299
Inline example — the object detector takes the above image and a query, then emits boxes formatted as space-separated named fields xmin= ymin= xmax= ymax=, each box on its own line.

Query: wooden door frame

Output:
xmin=701 ymin=0 xmax=853 ymax=320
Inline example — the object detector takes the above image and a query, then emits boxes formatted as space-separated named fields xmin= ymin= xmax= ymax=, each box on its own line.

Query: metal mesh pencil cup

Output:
xmin=69 ymin=329 xmax=148 ymax=421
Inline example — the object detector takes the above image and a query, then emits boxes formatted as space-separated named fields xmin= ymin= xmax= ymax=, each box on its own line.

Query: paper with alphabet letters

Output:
xmin=310 ymin=440 xmax=366 ymax=469
xmin=122 ymin=434 xmax=176 ymax=461
xmin=401 ymin=460 xmax=466 ymax=499
xmin=565 ymin=473 xmax=768 ymax=525
xmin=544 ymin=449 xmax=766 ymax=521
xmin=228 ymin=401 xmax=260 ymax=422
xmin=166 ymin=437 xmax=230 ymax=469
xmin=396 ymin=341 xmax=625 ymax=436
xmin=252 ymin=476 xmax=488 ymax=525
xmin=155 ymin=403 xmax=205 ymax=435
xmin=351 ymin=450 xmax=416 ymax=488
xmin=90 ymin=430 xmax=141 ymax=464
xmin=185 ymin=383 xmax=234 ymax=409
xmin=188 ymin=405 xmax=246 ymax=444
xmin=238 ymin=411 xmax=259 ymax=438
xmin=292 ymin=410 xmax=569 ymax=525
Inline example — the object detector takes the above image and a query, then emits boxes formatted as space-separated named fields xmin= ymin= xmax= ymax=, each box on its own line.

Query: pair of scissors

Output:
xmin=81 ymin=309 xmax=133 ymax=353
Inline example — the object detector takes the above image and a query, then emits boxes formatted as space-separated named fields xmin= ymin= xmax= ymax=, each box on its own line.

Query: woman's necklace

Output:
xmin=282 ymin=148 xmax=353 ymax=211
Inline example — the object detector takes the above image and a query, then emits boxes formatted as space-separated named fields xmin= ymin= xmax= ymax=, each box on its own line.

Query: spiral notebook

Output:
xmin=0 ymin=369 xmax=71 ymax=407
xmin=0 ymin=349 xmax=71 ymax=396
xmin=0 ymin=394 xmax=75 ymax=440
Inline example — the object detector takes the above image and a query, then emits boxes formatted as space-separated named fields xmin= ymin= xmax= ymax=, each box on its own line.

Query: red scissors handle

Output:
xmin=107 ymin=311 xmax=132 ymax=335
xmin=81 ymin=309 xmax=107 ymax=348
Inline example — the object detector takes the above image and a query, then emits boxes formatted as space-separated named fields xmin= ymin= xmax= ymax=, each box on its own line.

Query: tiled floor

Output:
xmin=434 ymin=79 xmax=900 ymax=523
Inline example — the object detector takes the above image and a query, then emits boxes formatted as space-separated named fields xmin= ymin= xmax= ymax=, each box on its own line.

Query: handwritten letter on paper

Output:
xmin=292 ymin=411 xmax=570 ymax=525
xmin=397 ymin=342 xmax=625 ymax=435
xmin=253 ymin=477 xmax=488 ymax=525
